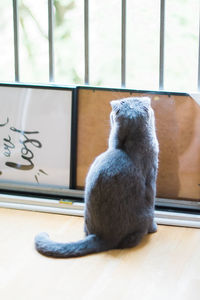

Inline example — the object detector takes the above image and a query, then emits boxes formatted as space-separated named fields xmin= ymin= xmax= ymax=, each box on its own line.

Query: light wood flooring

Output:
xmin=0 ymin=207 xmax=200 ymax=300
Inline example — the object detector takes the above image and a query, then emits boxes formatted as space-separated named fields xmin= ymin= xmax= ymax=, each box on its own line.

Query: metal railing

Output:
xmin=159 ymin=0 xmax=165 ymax=90
xmin=84 ymin=0 xmax=89 ymax=85
xmin=48 ymin=0 xmax=54 ymax=82
xmin=11 ymin=0 xmax=200 ymax=90
xmin=12 ymin=0 xmax=20 ymax=82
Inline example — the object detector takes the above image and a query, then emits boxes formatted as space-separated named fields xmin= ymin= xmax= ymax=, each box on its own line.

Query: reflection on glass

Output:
xmin=90 ymin=0 xmax=121 ymax=87
xmin=126 ymin=0 xmax=160 ymax=90
xmin=54 ymin=0 xmax=84 ymax=85
xmin=0 ymin=0 xmax=14 ymax=82
xmin=165 ymin=0 xmax=199 ymax=92
xmin=18 ymin=0 xmax=49 ymax=83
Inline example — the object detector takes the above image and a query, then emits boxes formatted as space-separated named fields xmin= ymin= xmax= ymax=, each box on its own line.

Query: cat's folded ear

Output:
xmin=141 ymin=97 xmax=151 ymax=106
xmin=110 ymin=100 xmax=117 ymax=107
xmin=110 ymin=100 xmax=119 ymax=111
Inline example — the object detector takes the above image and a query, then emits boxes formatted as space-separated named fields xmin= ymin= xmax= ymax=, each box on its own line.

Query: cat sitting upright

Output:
xmin=35 ymin=97 xmax=159 ymax=258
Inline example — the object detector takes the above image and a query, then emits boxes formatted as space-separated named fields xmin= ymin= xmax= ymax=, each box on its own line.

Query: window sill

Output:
xmin=0 ymin=193 xmax=199 ymax=228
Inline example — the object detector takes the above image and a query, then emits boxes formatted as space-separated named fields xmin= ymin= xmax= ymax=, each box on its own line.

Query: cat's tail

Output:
xmin=35 ymin=232 xmax=111 ymax=258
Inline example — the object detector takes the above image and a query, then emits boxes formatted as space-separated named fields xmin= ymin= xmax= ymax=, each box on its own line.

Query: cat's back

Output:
xmin=85 ymin=148 xmax=133 ymax=188
xmin=85 ymin=148 xmax=146 ymax=209
xmin=84 ymin=147 xmax=147 ymax=242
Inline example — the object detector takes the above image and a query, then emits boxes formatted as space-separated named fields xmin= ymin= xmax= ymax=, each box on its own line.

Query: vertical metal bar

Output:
xmin=12 ymin=0 xmax=20 ymax=82
xmin=84 ymin=0 xmax=89 ymax=85
xmin=121 ymin=0 xmax=126 ymax=87
xmin=159 ymin=0 xmax=165 ymax=90
xmin=198 ymin=2 xmax=200 ymax=91
xmin=48 ymin=0 xmax=54 ymax=82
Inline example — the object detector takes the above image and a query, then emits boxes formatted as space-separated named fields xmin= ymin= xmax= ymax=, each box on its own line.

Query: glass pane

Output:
xmin=18 ymin=0 xmax=49 ymax=83
xmin=76 ymin=88 xmax=200 ymax=201
xmin=0 ymin=85 xmax=73 ymax=193
xmin=0 ymin=1 xmax=14 ymax=82
xmin=90 ymin=0 xmax=121 ymax=87
xmin=54 ymin=0 xmax=84 ymax=85
xmin=165 ymin=0 xmax=199 ymax=92
xmin=126 ymin=0 xmax=160 ymax=90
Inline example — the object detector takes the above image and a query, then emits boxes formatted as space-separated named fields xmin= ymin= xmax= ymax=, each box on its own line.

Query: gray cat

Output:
xmin=35 ymin=96 xmax=159 ymax=258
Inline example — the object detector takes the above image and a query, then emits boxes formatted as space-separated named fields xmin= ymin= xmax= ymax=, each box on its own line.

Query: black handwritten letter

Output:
xmin=6 ymin=127 xmax=42 ymax=171
xmin=5 ymin=162 xmax=34 ymax=171
xmin=0 ymin=117 xmax=9 ymax=127
xmin=3 ymin=135 xmax=15 ymax=157
xmin=10 ymin=127 xmax=39 ymax=135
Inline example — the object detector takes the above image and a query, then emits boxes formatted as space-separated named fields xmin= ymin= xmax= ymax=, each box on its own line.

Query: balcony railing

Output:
xmin=11 ymin=0 xmax=200 ymax=91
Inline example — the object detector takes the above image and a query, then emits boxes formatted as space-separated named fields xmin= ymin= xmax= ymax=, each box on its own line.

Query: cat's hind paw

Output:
xmin=148 ymin=221 xmax=157 ymax=234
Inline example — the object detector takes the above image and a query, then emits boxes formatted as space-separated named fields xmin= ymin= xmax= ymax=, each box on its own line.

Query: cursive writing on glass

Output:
xmin=6 ymin=127 xmax=42 ymax=171
xmin=0 ymin=118 xmax=47 ymax=183
xmin=3 ymin=135 xmax=15 ymax=157
xmin=0 ymin=117 xmax=9 ymax=127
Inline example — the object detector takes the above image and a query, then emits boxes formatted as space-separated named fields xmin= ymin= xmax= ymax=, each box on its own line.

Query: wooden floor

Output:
xmin=0 ymin=208 xmax=200 ymax=300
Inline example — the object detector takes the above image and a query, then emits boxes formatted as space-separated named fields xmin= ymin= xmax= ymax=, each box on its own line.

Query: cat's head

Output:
xmin=110 ymin=97 xmax=154 ymax=130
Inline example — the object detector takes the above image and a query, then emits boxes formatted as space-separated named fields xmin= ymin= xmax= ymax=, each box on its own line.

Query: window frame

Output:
xmin=0 ymin=83 xmax=199 ymax=229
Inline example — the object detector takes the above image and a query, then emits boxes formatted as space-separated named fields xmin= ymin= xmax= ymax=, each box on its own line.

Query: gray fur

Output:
xmin=35 ymin=97 xmax=159 ymax=258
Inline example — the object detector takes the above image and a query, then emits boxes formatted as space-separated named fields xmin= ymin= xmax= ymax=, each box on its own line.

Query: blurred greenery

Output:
xmin=0 ymin=0 xmax=199 ymax=91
